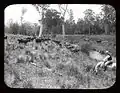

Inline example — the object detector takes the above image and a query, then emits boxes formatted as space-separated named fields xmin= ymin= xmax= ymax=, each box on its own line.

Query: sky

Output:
xmin=4 ymin=4 xmax=102 ymax=26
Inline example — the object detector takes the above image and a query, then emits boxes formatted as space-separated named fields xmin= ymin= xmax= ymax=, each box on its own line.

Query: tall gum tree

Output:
xmin=83 ymin=9 xmax=95 ymax=35
xmin=101 ymin=4 xmax=116 ymax=35
xmin=58 ymin=4 xmax=69 ymax=38
xmin=20 ymin=7 xmax=27 ymax=35
xmin=33 ymin=4 xmax=50 ymax=37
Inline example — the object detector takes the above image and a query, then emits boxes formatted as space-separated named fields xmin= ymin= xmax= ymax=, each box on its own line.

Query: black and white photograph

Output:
xmin=4 ymin=4 xmax=116 ymax=89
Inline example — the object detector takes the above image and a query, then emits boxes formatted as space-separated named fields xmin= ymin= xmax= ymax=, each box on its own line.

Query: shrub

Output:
xmin=81 ymin=43 xmax=93 ymax=55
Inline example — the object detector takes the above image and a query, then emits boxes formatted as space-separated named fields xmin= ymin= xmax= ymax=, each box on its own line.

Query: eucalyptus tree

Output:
xmin=33 ymin=4 xmax=50 ymax=37
xmin=20 ymin=7 xmax=27 ymax=35
xmin=58 ymin=4 xmax=69 ymax=38
xmin=43 ymin=9 xmax=62 ymax=34
xmin=76 ymin=18 xmax=86 ymax=34
xmin=83 ymin=9 xmax=95 ymax=35
xmin=101 ymin=4 xmax=116 ymax=34
xmin=21 ymin=7 xmax=27 ymax=25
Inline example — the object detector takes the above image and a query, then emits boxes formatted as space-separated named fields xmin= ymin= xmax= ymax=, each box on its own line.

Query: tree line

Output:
xmin=5 ymin=4 xmax=116 ymax=36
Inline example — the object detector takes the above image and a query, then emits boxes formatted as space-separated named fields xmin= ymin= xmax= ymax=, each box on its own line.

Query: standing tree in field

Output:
xmin=33 ymin=4 xmax=50 ymax=37
xmin=68 ymin=9 xmax=74 ymax=24
xmin=93 ymin=14 xmax=104 ymax=34
xmin=58 ymin=4 xmax=68 ymax=38
xmin=101 ymin=4 xmax=116 ymax=34
xmin=65 ymin=9 xmax=76 ymax=35
xmin=6 ymin=19 xmax=19 ymax=34
xmin=43 ymin=9 xmax=62 ymax=35
xmin=68 ymin=9 xmax=76 ymax=34
xmin=20 ymin=7 xmax=27 ymax=35
xmin=83 ymin=9 xmax=95 ymax=35
xmin=21 ymin=7 xmax=27 ymax=25
xmin=76 ymin=18 xmax=86 ymax=34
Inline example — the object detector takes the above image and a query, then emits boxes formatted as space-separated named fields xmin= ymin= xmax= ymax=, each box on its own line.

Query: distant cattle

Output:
xmin=4 ymin=36 xmax=7 ymax=39
xmin=52 ymin=40 xmax=62 ymax=47
xmin=26 ymin=37 xmax=36 ymax=41
xmin=63 ymin=42 xmax=80 ymax=53
xmin=17 ymin=36 xmax=36 ymax=44
xmin=35 ymin=38 xmax=51 ymax=43
xmin=96 ymin=40 xmax=102 ymax=43
xmin=84 ymin=38 xmax=90 ymax=41
xmin=17 ymin=39 xmax=29 ymax=45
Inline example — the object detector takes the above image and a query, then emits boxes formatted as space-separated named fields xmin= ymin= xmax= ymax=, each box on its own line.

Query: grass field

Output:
xmin=4 ymin=34 xmax=116 ymax=89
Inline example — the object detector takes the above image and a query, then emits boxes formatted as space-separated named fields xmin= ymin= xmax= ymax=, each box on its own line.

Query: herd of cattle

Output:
xmin=4 ymin=35 xmax=80 ymax=53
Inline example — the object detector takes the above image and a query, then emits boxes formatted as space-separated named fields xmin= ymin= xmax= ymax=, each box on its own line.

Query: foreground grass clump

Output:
xmin=4 ymin=34 xmax=116 ymax=89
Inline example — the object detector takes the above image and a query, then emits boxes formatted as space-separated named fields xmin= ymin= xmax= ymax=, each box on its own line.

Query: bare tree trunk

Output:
xmin=38 ymin=9 xmax=44 ymax=37
xmin=62 ymin=24 xmax=65 ymax=38
xmin=104 ymin=23 xmax=109 ymax=35
xmin=89 ymin=25 xmax=90 ymax=35
xmin=39 ymin=23 xmax=43 ymax=37
xmin=21 ymin=17 xmax=22 ymax=26
xmin=58 ymin=4 xmax=68 ymax=39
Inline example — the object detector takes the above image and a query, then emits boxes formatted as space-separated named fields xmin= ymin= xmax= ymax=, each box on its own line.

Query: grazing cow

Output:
xmin=96 ymin=40 xmax=102 ymax=43
xmin=52 ymin=40 xmax=62 ymax=47
xmin=84 ymin=38 xmax=90 ymax=41
xmin=35 ymin=38 xmax=42 ymax=43
xmin=63 ymin=41 xmax=80 ymax=53
xmin=35 ymin=38 xmax=51 ymax=43
xmin=26 ymin=37 xmax=36 ymax=41
xmin=17 ymin=36 xmax=36 ymax=45
xmin=4 ymin=36 xmax=7 ymax=39
xmin=68 ymin=44 xmax=80 ymax=53
xmin=17 ymin=39 xmax=29 ymax=45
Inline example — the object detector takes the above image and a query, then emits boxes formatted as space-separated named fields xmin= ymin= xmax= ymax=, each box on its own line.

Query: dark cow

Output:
xmin=17 ymin=36 xmax=36 ymax=45
xmin=17 ymin=39 xmax=29 ymax=45
xmin=96 ymin=40 xmax=102 ymax=43
xmin=4 ymin=36 xmax=7 ymax=39
xmin=35 ymin=38 xmax=51 ymax=43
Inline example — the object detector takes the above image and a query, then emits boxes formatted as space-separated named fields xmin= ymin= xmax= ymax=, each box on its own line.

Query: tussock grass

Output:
xmin=4 ymin=34 xmax=116 ymax=89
